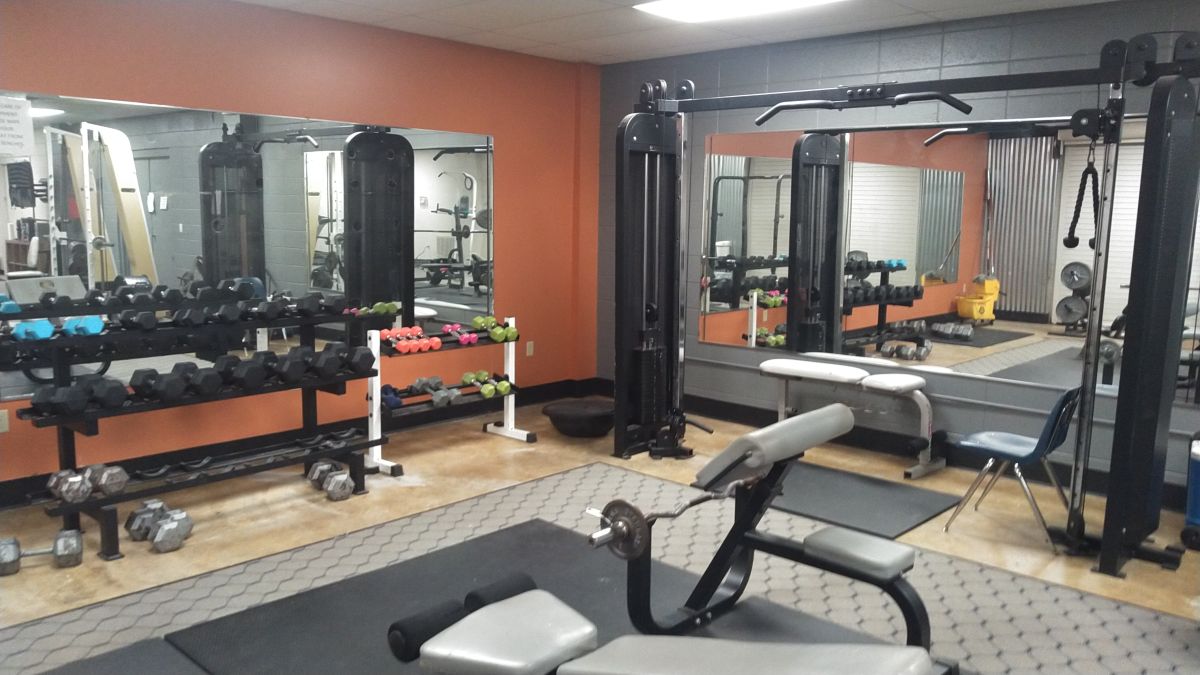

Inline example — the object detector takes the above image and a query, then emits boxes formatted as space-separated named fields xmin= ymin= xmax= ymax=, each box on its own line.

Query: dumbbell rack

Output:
xmin=841 ymin=262 xmax=918 ymax=352
xmin=709 ymin=256 xmax=788 ymax=310
xmin=6 ymin=307 xmax=389 ymax=561
xmin=364 ymin=316 xmax=535 ymax=477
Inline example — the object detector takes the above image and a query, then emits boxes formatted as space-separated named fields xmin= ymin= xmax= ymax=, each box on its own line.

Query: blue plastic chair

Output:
xmin=943 ymin=388 xmax=1080 ymax=550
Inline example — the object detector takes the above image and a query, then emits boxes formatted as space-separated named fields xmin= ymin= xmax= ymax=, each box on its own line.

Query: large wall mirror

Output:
xmin=694 ymin=122 xmax=1200 ymax=406
xmin=0 ymin=91 xmax=493 ymax=317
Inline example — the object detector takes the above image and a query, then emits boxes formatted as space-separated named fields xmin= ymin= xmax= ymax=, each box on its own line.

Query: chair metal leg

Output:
xmin=1013 ymin=464 xmax=1057 ymax=552
xmin=943 ymin=458 xmax=995 ymax=533
xmin=1041 ymin=458 xmax=1068 ymax=509
xmin=974 ymin=460 xmax=1010 ymax=511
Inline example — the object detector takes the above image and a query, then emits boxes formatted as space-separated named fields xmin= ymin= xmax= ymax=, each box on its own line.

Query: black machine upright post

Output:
xmin=199 ymin=133 xmax=266 ymax=284
xmin=786 ymin=134 xmax=844 ymax=353
xmin=613 ymin=80 xmax=705 ymax=460
xmin=1098 ymin=73 xmax=1200 ymax=575
xmin=343 ymin=131 xmax=416 ymax=327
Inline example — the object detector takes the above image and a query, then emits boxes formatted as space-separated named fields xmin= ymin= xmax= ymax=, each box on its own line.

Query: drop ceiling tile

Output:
xmin=378 ymin=14 xmax=474 ymax=38
xmin=495 ymin=7 xmax=669 ymax=43
xmin=414 ymin=0 xmax=613 ymax=30
xmin=518 ymin=43 xmax=614 ymax=63
xmin=454 ymin=31 xmax=550 ymax=51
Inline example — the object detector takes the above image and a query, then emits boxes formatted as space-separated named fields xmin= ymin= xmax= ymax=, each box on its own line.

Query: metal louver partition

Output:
xmin=988 ymin=136 xmax=1063 ymax=317
xmin=916 ymin=168 xmax=965 ymax=280
xmin=708 ymin=154 xmax=748 ymax=256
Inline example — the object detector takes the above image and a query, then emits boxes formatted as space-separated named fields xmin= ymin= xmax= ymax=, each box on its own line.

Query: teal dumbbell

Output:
xmin=12 ymin=320 xmax=54 ymax=341
xmin=62 ymin=316 xmax=106 ymax=336
xmin=0 ymin=300 xmax=20 ymax=315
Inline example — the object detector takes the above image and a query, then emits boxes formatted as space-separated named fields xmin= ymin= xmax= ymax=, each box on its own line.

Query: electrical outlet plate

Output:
xmin=0 ymin=409 xmax=9 ymax=433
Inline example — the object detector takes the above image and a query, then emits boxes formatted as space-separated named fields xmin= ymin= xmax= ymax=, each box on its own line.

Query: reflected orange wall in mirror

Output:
xmin=701 ymin=127 xmax=987 ymax=344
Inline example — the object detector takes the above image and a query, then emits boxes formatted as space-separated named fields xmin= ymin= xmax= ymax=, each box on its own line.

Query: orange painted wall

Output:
xmin=700 ymin=128 xmax=987 ymax=345
xmin=0 ymin=0 xmax=600 ymax=479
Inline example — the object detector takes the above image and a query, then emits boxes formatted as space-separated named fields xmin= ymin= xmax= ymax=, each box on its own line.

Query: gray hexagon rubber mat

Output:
xmin=0 ymin=463 xmax=1196 ymax=674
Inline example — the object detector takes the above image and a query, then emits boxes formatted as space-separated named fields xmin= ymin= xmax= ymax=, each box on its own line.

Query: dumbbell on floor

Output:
xmin=306 ymin=460 xmax=354 ymax=501
xmin=124 ymin=499 xmax=193 ymax=552
xmin=0 ymin=530 xmax=84 ymax=575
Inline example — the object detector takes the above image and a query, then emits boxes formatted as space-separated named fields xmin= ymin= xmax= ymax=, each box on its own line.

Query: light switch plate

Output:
xmin=526 ymin=341 xmax=534 ymax=357
xmin=0 ymin=409 xmax=9 ymax=433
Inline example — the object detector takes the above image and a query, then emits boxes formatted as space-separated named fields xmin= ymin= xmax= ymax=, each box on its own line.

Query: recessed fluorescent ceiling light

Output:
xmin=634 ymin=0 xmax=847 ymax=23
xmin=28 ymin=107 xmax=65 ymax=118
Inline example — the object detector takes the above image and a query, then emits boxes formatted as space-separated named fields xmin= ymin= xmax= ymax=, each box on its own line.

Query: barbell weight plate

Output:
xmin=1060 ymin=261 xmax=1093 ymax=292
xmin=1055 ymin=295 xmax=1088 ymax=324
xmin=600 ymin=499 xmax=649 ymax=561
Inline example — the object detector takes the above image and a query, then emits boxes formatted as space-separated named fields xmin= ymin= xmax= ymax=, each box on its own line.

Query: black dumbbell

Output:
xmin=30 ymin=386 xmax=88 ymax=415
xmin=251 ymin=350 xmax=305 ymax=383
xmin=172 ymin=308 xmax=205 ymax=327
xmin=104 ymin=286 xmax=153 ymax=309
xmin=217 ymin=279 xmax=257 ymax=301
xmin=76 ymin=375 xmax=128 ymax=409
xmin=152 ymin=285 xmax=185 ymax=304
xmin=187 ymin=280 xmax=217 ymax=301
xmin=39 ymin=292 xmax=74 ymax=309
xmin=281 ymin=294 xmax=321 ymax=317
xmin=211 ymin=354 xmax=267 ymax=390
xmin=118 ymin=309 xmax=158 ymax=331
xmin=345 ymin=346 xmax=375 ymax=374
xmin=129 ymin=368 xmax=187 ymax=402
xmin=289 ymin=344 xmax=342 ymax=378
xmin=170 ymin=362 xmax=223 ymax=396
xmin=206 ymin=304 xmax=241 ymax=323
xmin=238 ymin=300 xmax=282 ymax=321
xmin=913 ymin=285 xmax=925 ymax=300
xmin=84 ymin=290 xmax=107 ymax=307
xmin=317 ymin=294 xmax=347 ymax=315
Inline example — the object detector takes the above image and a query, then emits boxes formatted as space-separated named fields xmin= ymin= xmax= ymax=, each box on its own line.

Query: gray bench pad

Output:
xmin=804 ymin=527 xmax=915 ymax=583
xmin=558 ymin=636 xmax=933 ymax=675
xmin=421 ymin=589 xmax=597 ymax=675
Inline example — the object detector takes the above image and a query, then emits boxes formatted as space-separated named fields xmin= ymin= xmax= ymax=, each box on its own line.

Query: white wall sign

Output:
xmin=0 ymin=97 xmax=34 ymax=159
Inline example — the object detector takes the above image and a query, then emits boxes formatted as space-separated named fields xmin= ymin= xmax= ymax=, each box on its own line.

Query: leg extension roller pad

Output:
xmin=418 ymin=590 xmax=598 ymax=675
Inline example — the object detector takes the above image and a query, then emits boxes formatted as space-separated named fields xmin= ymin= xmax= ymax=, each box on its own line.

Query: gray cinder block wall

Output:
xmin=595 ymin=0 xmax=1200 ymax=487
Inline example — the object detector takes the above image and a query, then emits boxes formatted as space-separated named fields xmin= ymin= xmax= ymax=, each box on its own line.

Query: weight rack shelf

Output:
xmin=842 ymin=297 xmax=915 ymax=314
xmin=379 ymin=333 xmax=506 ymax=358
xmin=16 ymin=369 xmax=378 ymax=434
xmin=0 ymin=311 xmax=392 ymax=371
xmin=1 ymin=295 xmax=260 ymax=322
xmin=44 ymin=433 xmax=386 ymax=516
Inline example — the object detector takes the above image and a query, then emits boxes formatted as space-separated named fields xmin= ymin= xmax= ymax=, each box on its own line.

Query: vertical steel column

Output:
xmin=1099 ymin=75 xmax=1200 ymax=575
xmin=786 ymin=134 xmax=843 ymax=353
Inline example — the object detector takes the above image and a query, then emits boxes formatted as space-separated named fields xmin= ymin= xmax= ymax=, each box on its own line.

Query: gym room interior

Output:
xmin=0 ymin=1 xmax=1197 ymax=673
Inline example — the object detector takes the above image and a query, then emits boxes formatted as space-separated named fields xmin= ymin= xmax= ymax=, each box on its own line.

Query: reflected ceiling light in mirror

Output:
xmin=28 ymin=107 xmax=65 ymax=118
xmin=634 ymin=0 xmax=847 ymax=23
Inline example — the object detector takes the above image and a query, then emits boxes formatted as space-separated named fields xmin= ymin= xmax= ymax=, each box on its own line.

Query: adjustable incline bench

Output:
xmin=387 ymin=405 xmax=947 ymax=675
xmin=759 ymin=356 xmax=945 ymax=478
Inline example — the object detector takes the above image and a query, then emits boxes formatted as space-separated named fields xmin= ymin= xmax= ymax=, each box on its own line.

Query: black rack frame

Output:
xmin=614 ymin=31 xmax=1200 ymax=577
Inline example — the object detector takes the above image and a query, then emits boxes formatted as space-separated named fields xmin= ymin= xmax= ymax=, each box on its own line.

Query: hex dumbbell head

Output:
xmin=125 ymin=499 xmax=168 ymax=541
xmin=129 ymin=369 xmax=159 ymax=398
xmin=148 ymin=509 xmax=194 ymax=543
xmin=345 ymin=346 xmax=375 ymax=374
xmin=51 ymin=387 xmax=89 ymax=415
xmin=57 ymin=474 xmax=93 ymax=503
xmin=83 ymin=464 xmax=129 ymax=496
xmin=231 ymin=361 xmax=267 ymax=390
xmin=274 ymin=356 xmax=306 ymax=383
xmin=210 ymin=304 xmax=241 ymax=323
xmin=190 ymin=367 xmax=223 ymax=395
xmin=88 ymin=379 xmax=128 ymax=409
xmin=211 ymin=355 xmax=241 ymax=383
xmin=52 ymin=530 xmax=84 ymax=568
xmin=323 ymin=471 xmax=354 ymax=501
xmin=46 ymin=469 xmax=74 ymax=497
xmin=150 ymin=520 xmax=188 ymax=553
xmin=0 ymin=538 xmax=19 ymax=576
xmin=307 ymin=460 xmax=341 ymax=490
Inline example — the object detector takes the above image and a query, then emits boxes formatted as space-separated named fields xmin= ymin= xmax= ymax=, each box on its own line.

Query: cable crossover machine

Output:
xmin=613 ymin=31 xmax=1200 ymax=577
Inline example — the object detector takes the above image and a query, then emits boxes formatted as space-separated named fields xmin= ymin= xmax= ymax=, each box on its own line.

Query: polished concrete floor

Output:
xmin=0 ymin=401 xmax=1196 ymax=631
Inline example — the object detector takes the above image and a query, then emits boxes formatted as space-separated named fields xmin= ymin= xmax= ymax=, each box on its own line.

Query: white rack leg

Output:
xmin=747 ymin=291 xmax=758 ymax=348
xmin=365 ymin=329 xmax=403 ymax=476
xmin=256 ymin=328 xmax=269 ymax=352
xmin=485 ymin=316 xmax=536 ymax=443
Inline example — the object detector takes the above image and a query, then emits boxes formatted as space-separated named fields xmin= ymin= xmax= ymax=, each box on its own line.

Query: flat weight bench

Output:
xmin=392 ymin=405 xmax=941 ymax=674
xmin=759 ymin=357 xmax=944 ymax=478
